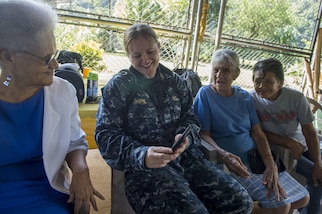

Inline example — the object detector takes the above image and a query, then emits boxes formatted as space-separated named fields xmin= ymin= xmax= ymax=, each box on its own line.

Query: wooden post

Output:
xmin=314 ymin=28 xmax=322 ymax=97
xmin=305 ymin=58 xmax=315 ymax=98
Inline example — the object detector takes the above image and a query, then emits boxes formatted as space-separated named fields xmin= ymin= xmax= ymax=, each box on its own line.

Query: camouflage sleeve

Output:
xmin=95 ymin=73 xmax=150 ymax=172
xmin=171 ymin=73 xmax=201 ymax=146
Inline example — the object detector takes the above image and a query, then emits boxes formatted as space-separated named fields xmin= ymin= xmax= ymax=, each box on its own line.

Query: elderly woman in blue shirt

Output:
xmin=0 ymin=1 xmax=104 ymax=213
xmin=194 ymin=48 xmax=309 ymax=214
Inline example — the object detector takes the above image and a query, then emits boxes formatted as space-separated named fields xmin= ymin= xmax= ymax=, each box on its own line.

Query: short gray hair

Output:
xmin=211 ymin=49 xmax=240 ymax=75
xmin=0 ymin=0 xmax=58 ymax=51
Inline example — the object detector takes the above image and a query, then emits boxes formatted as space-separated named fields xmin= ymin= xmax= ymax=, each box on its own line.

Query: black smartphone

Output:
xmin=171 ymin=125 xmax=192 ymax=151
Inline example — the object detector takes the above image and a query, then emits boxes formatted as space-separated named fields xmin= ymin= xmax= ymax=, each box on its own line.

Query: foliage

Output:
xmin=72 ymin=40 xmax=107 ymax=72
xmin=55 ymin=24 xmax=107 ymax=72
xmin=55 ymin=25 xmax=98 ymax=49
xmin=55 ymin=25 xmax=78 ymax=50
xmin=206 ymin=0 xmax=222 ymax=31
xmin=126 ymin=0 xmax=158 ymax=21
xmin=289 ymin=0 xmax=320 ymax=48
xmin=225 ymin=0 xmax=293 ymax=39
xmin=163 ymin=0 xmax=190 ymax=27
xmin=97 ymin=29 xmax=122 ymax=52
xmin=53 ymin=0 xmax=320 ymax=80
xmin=124 ymin=0 xmax=189 ymax=27
xmin=218 ymin=0 xmax=319 ymax=49
xmin=199 ymin=0 xmax=320 ymax=74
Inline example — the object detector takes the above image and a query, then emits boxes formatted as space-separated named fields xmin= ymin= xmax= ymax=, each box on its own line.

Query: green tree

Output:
xmin=163 ymin=0 xmax=190 ymax=28
xmin=225 ymin=0 xmax=293 ymax=40
xmin=126 ymin=0 xmax=153 ymax=21
xmin=289 ymin=0 xmax=320 ymax=49
xmin=55 ymin=24 xmax=107 ymax=72
xmin=206 ymin=0 xmax=221 ymax=32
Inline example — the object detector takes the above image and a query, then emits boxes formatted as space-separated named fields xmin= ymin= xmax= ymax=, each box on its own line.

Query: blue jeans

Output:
xmin=297 ymin=150 xmax=322 ymax=214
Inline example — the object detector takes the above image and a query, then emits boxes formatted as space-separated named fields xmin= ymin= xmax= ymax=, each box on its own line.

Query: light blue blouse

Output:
xmin=194 ymin=85 xmax=258 ymax=163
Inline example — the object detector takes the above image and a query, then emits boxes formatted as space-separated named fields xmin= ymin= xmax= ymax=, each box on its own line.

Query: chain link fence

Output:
xmin=53 ymin=0 xmax=195 ymax=77
xmin=201 ymin=0 xmax=320 ymax=90
xmin=51 ymin=0 xmax=321 ymax=91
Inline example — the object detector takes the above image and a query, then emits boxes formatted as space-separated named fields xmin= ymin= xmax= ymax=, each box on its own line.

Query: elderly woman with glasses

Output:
xmin=0 ymin=1 xmax=104 ymax=213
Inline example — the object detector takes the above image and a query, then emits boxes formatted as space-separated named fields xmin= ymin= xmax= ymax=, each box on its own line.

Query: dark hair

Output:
xmin=252 ymin=58 xmax=284 ymax=81
xmin=123 ymin=24 xmax=158 ymax=55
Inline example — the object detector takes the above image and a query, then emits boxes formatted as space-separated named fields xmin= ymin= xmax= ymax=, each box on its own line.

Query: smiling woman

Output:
xmin=251 ymin=58 xmax=322 ymax=214
xmin=193 ymin=49 xmax=310 ymax=214
xmin=0 ymin=0 xmax=104 ymax=213
xmin=95 ymin=24 xmax=253 ymax=213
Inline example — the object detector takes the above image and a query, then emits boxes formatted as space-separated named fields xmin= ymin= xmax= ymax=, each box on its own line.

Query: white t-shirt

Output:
xmin=250 ymin=87 xmax=314 ymax=150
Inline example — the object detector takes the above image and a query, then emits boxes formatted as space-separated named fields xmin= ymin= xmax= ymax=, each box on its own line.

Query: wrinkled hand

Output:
xmin=262 ymin=163 xmax=287 ymax=201
xmin=312 ymin=161 xmax=322 ymax=187
xmin=145 ymin=134 xmax=189 ymax=168
xmin=289 ymin=141 xmax=305 ymax=159
xmin=221 ymin=152 xmax=250 ymax=178
xmin=68 ymin=169 xmax=105 ymax=214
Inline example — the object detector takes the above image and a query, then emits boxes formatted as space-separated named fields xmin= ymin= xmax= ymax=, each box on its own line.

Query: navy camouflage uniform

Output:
xmin=95 ymin=64 xmax=253 ymax=213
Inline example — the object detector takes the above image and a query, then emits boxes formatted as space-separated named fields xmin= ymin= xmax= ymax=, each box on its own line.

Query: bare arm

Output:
xmin=65 ymin=149 xmax=105 ymax=214
xmin=199 ymin=130 xmax=251 ymax=178
xmin=264 ymin=131 xmax=305 ymax=159
xmin=251 ymin=124 xmax=287 ymax=201
xmin=252 ymin=125 xmax=277 ymax=168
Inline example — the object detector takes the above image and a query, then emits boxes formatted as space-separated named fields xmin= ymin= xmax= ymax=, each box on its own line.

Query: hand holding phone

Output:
xmin=171 ymin=125 xmax=192 ymax=151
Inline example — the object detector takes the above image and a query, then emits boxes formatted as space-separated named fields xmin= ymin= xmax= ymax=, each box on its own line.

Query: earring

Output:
xmin=3 ymin=75 xmax=12 ymax=87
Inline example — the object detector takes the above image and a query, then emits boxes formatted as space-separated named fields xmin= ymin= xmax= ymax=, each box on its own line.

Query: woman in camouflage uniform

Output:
xmin=95 ymin=24 xmax=253 ymax=214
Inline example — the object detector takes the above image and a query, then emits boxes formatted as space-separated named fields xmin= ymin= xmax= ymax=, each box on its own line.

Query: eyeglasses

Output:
xmin=18 ymin=50 xmax=60 ymax=65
